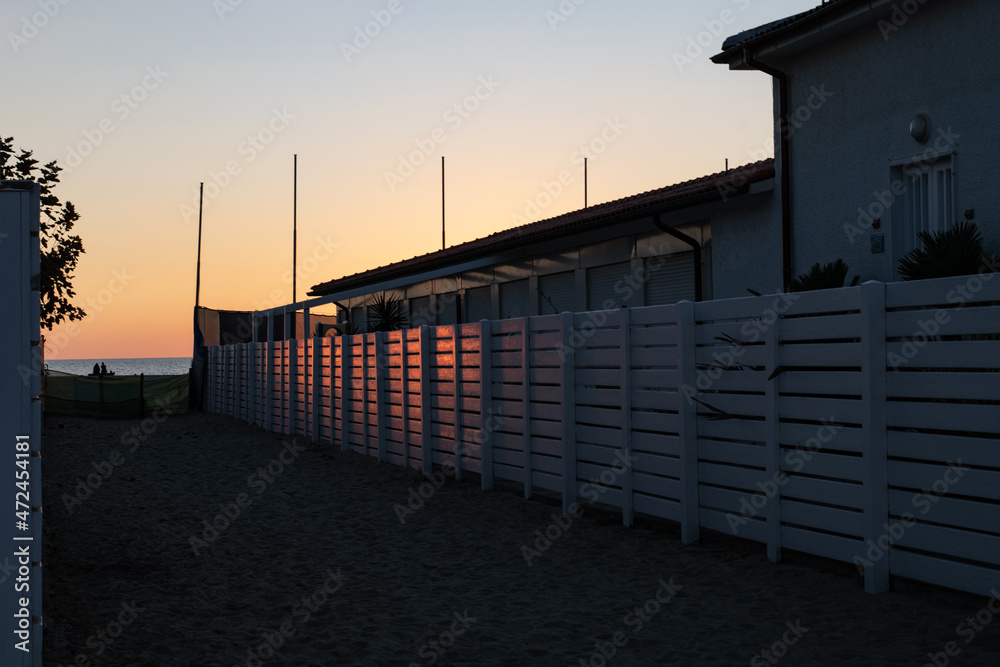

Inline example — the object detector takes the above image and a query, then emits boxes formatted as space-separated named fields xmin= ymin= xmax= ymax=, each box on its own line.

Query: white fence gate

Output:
xmin=206 ymin=277 xmax=1000 ymax=598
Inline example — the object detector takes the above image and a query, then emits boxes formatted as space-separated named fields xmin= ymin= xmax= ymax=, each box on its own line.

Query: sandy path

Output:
xmin=41 ymin=412 xmax=1000 ymax=666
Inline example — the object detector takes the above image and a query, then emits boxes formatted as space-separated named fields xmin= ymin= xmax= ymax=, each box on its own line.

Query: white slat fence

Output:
xmin=205 ymin=277 xmax=1000 ymax=597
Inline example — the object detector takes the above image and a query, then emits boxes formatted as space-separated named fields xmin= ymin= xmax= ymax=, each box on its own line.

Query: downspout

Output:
xmin=744 ymin=48 xmax=793 ymax=291
xmin=653 ymin=214 xmax=703 ymax=302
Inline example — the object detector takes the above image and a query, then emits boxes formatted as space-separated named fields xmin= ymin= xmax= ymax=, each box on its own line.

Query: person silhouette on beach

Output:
xmin=93 ymin=362 xmax=101 ymax=376
xmin=100 ymin=362 xmax=108 ymax=376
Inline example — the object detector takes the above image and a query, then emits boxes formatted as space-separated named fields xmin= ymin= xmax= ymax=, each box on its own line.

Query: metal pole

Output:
xmin=293 ymin=154 xmax=298 ymax=339
xmin=195 ymin=183 xmax=204 ymax=307
xmin=441 ymin=156 xmax=446 ymax=250
xmin=584 ymin=158 xmax=588 ymax=208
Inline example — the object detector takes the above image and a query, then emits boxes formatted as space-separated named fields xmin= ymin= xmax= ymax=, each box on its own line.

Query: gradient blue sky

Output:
xmin=3 ymin=0 xmax=818 ymax=358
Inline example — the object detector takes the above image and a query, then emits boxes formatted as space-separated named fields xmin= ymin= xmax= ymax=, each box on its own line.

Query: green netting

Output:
xmin=43 ymin=372 xmax=189 ymax=417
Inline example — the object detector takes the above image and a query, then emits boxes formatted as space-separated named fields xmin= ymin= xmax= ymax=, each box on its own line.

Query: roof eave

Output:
xmin=712 ymin=0 xmax=896 ymax=69
xmin=308 ymin=170 xmax=774 ymax=298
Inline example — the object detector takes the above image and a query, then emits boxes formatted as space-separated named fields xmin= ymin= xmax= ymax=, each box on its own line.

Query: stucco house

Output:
xmin=713 ymin=0 xmax=999 ymax=286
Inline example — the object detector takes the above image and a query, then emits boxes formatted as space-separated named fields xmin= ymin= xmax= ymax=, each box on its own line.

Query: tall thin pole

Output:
xmin=441 ymin=156 xmax=446 ymax=250
xmin=292 ymin=154 xmax=298 ymax=339
xmin=585 ymin=158 xmax=589 ymax=208
xmin=195 ymin=183 xmax=204 ymax=307
xmin=293 ymin=154 xmax=298 ymax=304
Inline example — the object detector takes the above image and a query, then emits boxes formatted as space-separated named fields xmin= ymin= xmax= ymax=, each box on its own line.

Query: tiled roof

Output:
xmin=309 ymin=159 xmax=775 ymax=297
xmin=719 ymin=0 xmax=853 ymax=51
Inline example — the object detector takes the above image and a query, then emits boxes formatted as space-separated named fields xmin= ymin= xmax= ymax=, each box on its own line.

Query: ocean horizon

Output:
xmin=46 ymin=357 xmax=192 ymax=377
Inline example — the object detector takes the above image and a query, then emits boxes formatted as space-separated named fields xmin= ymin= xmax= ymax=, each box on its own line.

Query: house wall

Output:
xmin=337 ymin=219 xmax=719 ymax=326
xmin=775 ymin=0 xmax=1000 ymax=283
xmin=710 ymin=188 xmax=781 ymax=298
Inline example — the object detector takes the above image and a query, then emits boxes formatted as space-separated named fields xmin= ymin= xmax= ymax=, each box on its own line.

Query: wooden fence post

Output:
xmin=375 ymin=331 xmax=388 ymax=463
xmin=862 ymin=281 xmax=890 ymax=593
xmin=678 ymin=300 xmax=700 ymax=544
xmin=420 ymin=325 xmax=432 ymax=476
xmin=289 ymin=339 xmax=299 ymax=435
xmin=452 ymin=326 xmax=462 ymax=481
xmin=765 ymin=297 xmax=782 ymax=563
xmin=235 ymin=345 xmax=242 ymax=420
xmin=521 ymin=317 xmax=532 ymax=500
xmin=312 ymin=338 xmax=322 ymax=442
xmin=620 ymin=308 xmax=634 ymax=527
xmin=561 ymin=312 xmax=577 ymax=515
xmin=251 ymin=343 xmax=259 ymax=427
xmin=205 ymin=347 xmax=213 ymax=413
xmin=266 ymin=315 xmax=275 ymax=433
xmin=361 ymin=334 xmax=371 ymax=457
xmin=479 ymin=320 xmax=494 ymax=491
xmin=339 ymin=335 xmax=350 ymax=452
xmin=401 ymin=331 xmax=412 ymax=469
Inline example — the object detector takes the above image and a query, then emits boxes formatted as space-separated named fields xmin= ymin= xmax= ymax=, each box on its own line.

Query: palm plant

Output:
xmin=366 ymin=292 xmax=408 ymax=332
xmin=789 ymin=260 xmax=860 ymax=292
xmin=898 ymin=221 xmax=989 ymax=281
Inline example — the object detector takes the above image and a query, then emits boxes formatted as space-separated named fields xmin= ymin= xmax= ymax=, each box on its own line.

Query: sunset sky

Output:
xmin=3 ymin=0 xmax=817 ymax=360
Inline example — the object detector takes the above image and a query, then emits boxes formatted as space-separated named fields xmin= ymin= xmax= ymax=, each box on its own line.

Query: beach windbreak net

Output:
xmin=43 ymin=372 xmax=189 ymax=417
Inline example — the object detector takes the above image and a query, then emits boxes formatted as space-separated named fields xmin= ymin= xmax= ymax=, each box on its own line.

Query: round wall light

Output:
xmin=910 ymin=114 xmax=930 ymax=143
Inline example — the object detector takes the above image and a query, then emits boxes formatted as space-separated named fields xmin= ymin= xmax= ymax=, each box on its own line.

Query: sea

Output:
xmin=45 ymin=357 xmax=192 ymax=377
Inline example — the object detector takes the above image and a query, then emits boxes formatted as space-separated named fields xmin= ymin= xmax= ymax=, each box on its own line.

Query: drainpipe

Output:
xmin=744 ymin=48 xmax=793 ymax=291
xmin=653 ymin=214 xmax=703 ymax=302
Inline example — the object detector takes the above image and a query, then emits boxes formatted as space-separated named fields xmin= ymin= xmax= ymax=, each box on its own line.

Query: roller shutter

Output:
xmin=437 ymin=292 xmax=460 ymax=326
xmin=539 ymin=271 xmax=576 ymax=315
xmin=409 ymin=296 xmax=432 ymax=328
xmin=500 ymin=279 xmax=529 ymax=319
xmin=587 ymin=262 xmax=631 ymax=310
xmin=645 ymin=252 xmax=696 ymax=305
xmin=466 ymin=285 xmax=491 ymax=323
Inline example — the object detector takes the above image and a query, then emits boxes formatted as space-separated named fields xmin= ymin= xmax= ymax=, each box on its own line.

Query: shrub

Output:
xmin=789 ymin=260 xmax=860 ymax=292
xmin=898 ymin=221 xmax=988 ymax=281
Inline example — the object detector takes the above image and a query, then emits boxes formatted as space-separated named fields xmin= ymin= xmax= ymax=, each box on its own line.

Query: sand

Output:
xmin=42 ymin=412 xmax=1000 ymax=666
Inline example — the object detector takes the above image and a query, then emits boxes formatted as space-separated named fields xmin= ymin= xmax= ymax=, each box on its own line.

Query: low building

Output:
xmin=306 ymin=161 xmax=775 ymax=331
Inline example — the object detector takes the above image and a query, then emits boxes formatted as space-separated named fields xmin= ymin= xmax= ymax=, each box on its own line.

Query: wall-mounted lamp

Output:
xmin=910 ymin=114 xmax=930 ymax=143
